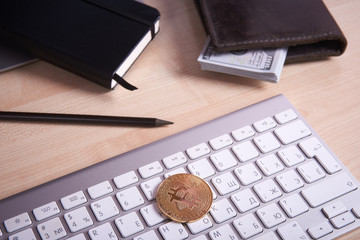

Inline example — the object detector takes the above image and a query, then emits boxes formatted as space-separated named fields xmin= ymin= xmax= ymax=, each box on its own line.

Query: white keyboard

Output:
xmin=1 ymin=94 xmax=360 ymax=240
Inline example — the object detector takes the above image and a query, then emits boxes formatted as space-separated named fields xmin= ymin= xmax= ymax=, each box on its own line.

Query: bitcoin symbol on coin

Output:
xmin=156 ymin=173 xmax=213 ymax=223
xmin=168 ymin=184 xmax=201 ymax=210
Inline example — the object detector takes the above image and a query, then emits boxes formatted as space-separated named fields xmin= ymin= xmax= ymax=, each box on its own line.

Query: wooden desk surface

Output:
xmin=1 ymin=0 xmax=359 ymax=239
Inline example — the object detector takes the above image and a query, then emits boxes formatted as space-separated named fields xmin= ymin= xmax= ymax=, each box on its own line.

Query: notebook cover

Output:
xmin=0 ymin=0 xmax=160 ymax=90
xmin=196 ymin=0 xmax=347 ymax=63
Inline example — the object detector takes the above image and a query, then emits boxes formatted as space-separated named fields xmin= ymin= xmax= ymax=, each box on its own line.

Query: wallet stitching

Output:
xmin=289 ymin=49 xmax=341 ymax=56
xmin=214 ymin=32 xmax=340 ymax=47
xmin=286 ymin=49 xmax=341 ymax=63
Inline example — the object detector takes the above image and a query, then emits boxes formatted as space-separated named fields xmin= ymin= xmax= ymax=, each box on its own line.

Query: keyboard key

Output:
xmin=256 ymin=203 xmax=286 ymax=228
xmin=210 ymin=149 xmax=238 ymax=171
xmin=279 ymin=194 xmax=309 ymax=218
xmin=61 ymin=191 xmax=87 ymax=210
xmin=117 ymin=186 xmax=145 ymax=211
xmin=90 ymin=196 xmax=119 ymax=221
xmin=231 ymin=125 xmax=255 ymax=141
xmin=115 ymin=212 xmax=144 ymax=237
xmin=37 ymin=217 xmax=67 ymax=240
xmin=187 ymin=214 xmax=213 ymax=234
xmin=234 ymin=163 xmax=262 ymax=185
xmin=322 ymin=201 xmax=347 ymax=218
xmin=277 ymin=221 xmax=310 ymax=240
xmin=113 ymin=170 xmax=139 ymax=189
xmin=33 ymin=201 xmax=60 ymax=221
xmin=4 ymin=212 xmax=32 ymax=233
xmin=140 ymin=203 xmax=167 ymax=227
xmin=134 ymin=230 xmax=160 ymax=240
xmin=307 ymin=221 xmax=333 ymax=239
xmin=88 ymin=222 xmax=117 ymax=240
xmin=212 ymin=172 xmax=240 ymax=195
xmin=87 ymin=181 xmax=113 ymax=199
xmin=140 ymin=177 xmax=162 ymax=201
xmin=253 ymin=132 xmax=281 ymax=153
xmin=209 ymin=224 xmax=238 ymax=240
xmin=64 ymin=207 xmax=93 ymax=233
xmin=232 ymin=141 xmax=259 ymax=162
xmin=209 ymin=134 xmax=233 ymax=150
xmin=253 ymin=179 xmax=282 ymax=203
xmin=8 ymin=228 xmax=36 ymax=240
xmin=187 ymin=158 xmax=215 ymax=179
xmin=138 ymin=161 xmax=164 ymax=179
xmin=231 ymin=188 xmax=260 ymax=213
xmin=275 ymin=109 xmax=297 ymax=124
xmin=330 ymin=212 xmax=355 ymax=229
xmin=277 ymin=145 xmax=305 ymax=167
xmin=253 ymin=117 xmax=277 ymax=132
xmin=301 ymin=173 xmax=357 ymax=207
xmin=159 ymin=222 xmax=189 ymax=240
xmin=233 ymin=213 xmax=263 ymax=239
xmin=210 ymin=198 xmax=237 ymax=223
xmin=256 ymin=154 xmax=284 ymax=176
xmin=274 ymin=120 xmax=311 ymax=144
xmin=299 ymin=137 xmax=342 ymax=174
xmin=297 ymin=160 xmax=326 ymax=183
xmin=162 ymin=152 xmax=187 ymax=169
xmin=186 ymin=142 xmax=211 ymax=159
xmin=276 ymin=169 xmax=304 ymax=193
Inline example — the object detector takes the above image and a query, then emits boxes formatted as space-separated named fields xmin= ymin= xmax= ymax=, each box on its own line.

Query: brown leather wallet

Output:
xmin=196 ymin=0 xmax=347 ymax=63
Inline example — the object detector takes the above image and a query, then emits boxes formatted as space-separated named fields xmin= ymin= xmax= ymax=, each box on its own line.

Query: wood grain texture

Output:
xmin=0 ymin=0 xmax=359 ymax=238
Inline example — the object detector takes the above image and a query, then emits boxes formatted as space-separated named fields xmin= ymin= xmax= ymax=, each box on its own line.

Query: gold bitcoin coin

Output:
xmin=156 ymin=173 xmax=213 ymax=223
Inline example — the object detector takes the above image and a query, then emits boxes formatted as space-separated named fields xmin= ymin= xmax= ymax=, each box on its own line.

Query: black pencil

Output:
xmin=0 ymin=111 xmax=173 ymax=127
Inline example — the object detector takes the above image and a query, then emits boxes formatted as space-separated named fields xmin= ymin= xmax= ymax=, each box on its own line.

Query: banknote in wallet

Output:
xmin=198 ymin=37 xmax=287 ymax=83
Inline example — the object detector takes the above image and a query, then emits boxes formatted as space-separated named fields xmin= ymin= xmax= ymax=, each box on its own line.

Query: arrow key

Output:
xmin=308 ymin=221 xmax=333 ymax=239
xmin=330 ymin=212 xmax=355 ymax=229
xmin=322 ymin=201 xmax=347 ymax=219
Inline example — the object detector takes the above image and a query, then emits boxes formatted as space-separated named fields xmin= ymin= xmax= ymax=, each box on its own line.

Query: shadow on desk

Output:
xmin=17 ymin=61 xmax=113 ymax=94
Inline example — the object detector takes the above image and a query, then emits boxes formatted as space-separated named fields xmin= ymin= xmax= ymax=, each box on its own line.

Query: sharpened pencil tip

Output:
xmin=155 ymin=119 xmax=174 ymax=126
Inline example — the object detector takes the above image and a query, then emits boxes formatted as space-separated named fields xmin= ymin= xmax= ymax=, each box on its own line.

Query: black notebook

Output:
xmin=0 ymin=0 xmax=160 ymax=90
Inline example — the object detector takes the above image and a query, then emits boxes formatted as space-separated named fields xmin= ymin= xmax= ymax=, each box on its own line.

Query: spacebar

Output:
xmin=301 ymin=173 xmax=357 ymax=207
